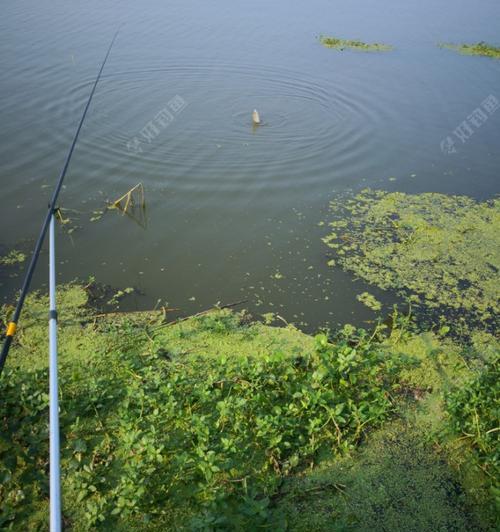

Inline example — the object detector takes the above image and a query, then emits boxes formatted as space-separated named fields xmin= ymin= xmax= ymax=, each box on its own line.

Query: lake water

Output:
xmin=1 ymin=0 xmax=499 ymax=331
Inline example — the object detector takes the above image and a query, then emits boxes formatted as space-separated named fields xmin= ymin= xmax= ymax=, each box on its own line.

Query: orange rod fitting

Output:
xmin=6 ymin=322 xmax=17 ymax=337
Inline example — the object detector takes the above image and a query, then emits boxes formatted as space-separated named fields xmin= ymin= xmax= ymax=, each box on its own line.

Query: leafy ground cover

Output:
xmin=1 ymin=283 xmax=497 ymax=530
xmin=445 ymin=354 xmax=499 ymax=491
xmin=1 ymin=285 xmax=405 ymax=530
xmin=278 ymin=327 xmax=499 ymax=530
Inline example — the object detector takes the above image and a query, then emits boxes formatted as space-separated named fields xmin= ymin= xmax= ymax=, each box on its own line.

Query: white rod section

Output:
xmin=49 ymin=214 xmax=62 ymax=532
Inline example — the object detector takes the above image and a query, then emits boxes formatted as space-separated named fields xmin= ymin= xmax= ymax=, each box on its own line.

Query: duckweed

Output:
xmin=323 ymin=189 xmax=500 ymax=326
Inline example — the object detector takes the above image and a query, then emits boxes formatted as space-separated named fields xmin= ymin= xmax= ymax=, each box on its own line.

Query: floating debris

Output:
xmin=109 ymin=183 xmax=147 ymax=228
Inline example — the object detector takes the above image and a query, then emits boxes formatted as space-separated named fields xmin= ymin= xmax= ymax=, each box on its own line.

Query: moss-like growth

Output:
xmin=276 ymin=326 xmax=498 ymax=530
xmin=319 ymin=35 xmax=392 ymax=52
xmin=322 ymin=190 xmax=500 ymax=328
xmin=441 ymin=41 xmax=500 ymax=59
xmin=279 ymin=420 xmax=478 ymax=531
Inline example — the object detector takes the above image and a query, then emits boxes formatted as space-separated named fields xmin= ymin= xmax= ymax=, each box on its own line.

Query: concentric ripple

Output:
xmin=38 ymin=60 xmax=396 ymax=194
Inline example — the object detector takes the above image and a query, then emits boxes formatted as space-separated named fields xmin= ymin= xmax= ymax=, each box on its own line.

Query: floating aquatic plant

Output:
xmin=440 ymin=41 xmax=500 ymax=59
xmin=357 ymin=292 xmax=382 ymax=312
xmin=323 ymin=189 xmax=500 ymax=326
xmin=0 ymin=250 xmax=26 ymax=266
xmin=319 ymin=35 xmax=392 ymax=52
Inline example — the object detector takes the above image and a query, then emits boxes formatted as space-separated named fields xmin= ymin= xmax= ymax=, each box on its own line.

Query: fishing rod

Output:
xmin=0 ymin=29 xmax=120 ymax=377
xmin=48 ymin=213 xmax=60 ymax=532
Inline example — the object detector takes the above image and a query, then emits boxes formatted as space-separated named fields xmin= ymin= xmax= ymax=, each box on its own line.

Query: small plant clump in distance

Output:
xmin=319 ymin=35 xmax=393 ymax=52
xmin=440 ymin=41 xmax=500 ymax=59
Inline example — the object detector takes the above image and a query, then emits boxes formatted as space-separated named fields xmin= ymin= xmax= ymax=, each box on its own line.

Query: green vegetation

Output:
xmin=1 ymin=188 xmax=498 ymax=530
xmin=441 ymin=42 xmax=500 ymax=59
xmin=1 ymin=283 xmax=497 ymax=529
xmin=1 ymin=285 xmax=406 ymax=530
xmin=323 ymin=189 xmax=500 ymax=330
xmin=319 ymin=35 xmax=392 ymax=52
xmin=445 ymin=356 xmax=499 ymax=484
xmin=0 ymin=249 xmax=26 ymax=266
xmin=356 ymin=291 xmax=382 ymax=311
xmin=319 ymin=189 xmax=499 ymax=528
xmin=280 ymin=421 xmax=476 ymax=531
xmin=278 ymin=323 xmax=499 ymax=531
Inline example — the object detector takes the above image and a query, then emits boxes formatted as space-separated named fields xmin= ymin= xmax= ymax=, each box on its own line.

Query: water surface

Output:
xmin=1 ymin=0 xmax=499 ymax=331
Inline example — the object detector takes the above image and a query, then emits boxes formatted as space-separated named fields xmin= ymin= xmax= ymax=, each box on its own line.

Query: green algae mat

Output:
xmin=280 ymin=420 xmax=477 ymax=531
xmin=323 ymin=189 xmax=500 ymax=329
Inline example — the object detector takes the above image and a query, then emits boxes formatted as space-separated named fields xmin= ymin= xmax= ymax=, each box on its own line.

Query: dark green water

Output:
xmin=1 ymin=0 xmax=499 ymax=331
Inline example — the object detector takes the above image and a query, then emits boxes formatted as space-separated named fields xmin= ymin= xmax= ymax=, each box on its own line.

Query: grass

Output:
xmin=440 ymin=42 xmax=500 ymax=59
xmin=319 ymin=35 xmax=392 ymax=52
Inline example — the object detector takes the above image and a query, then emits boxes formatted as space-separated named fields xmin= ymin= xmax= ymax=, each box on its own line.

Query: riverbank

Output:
xmin=1 ymin=282 xmax=497 ymax=530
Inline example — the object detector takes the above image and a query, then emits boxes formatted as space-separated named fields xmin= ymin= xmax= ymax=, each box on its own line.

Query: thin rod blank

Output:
xmin=49 ymin=214 xmax=61 ymax=532
xmin=0 ymin=28 xmax=120 ymax=376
